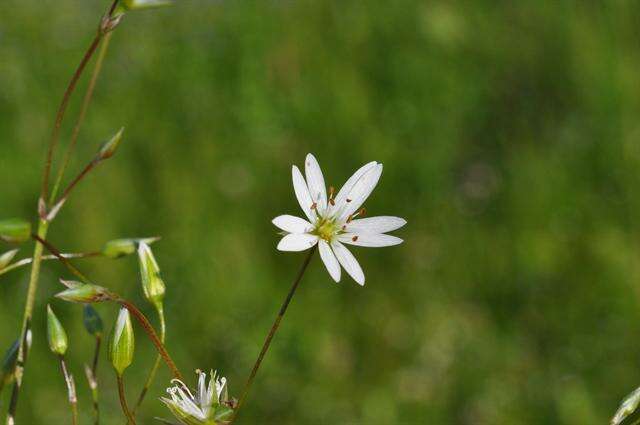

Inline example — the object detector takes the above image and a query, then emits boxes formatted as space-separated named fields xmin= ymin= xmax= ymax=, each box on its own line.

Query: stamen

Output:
xmin=347 ymin=214 xmax=353 ymax=223
xmin=329 ymin=199 xmax=335 ymax=206
xmin=310 ymin=202 xmax=317 ymax=210
xmin=352 ymin=235 xmax=359 ymax=242
xmin=346 ymin=198 xmax=352 ymax=203
xmin=342 ymin=225 xmax=346 ymax=231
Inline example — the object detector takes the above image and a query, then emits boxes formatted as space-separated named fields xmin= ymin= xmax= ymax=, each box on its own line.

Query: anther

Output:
xmin=329 ymin=199 xmax=335 ymax=206
xmin=310 ymin=202 xmax=317 ymax=210
xmin=352 ymin=235 xmax=359 ymax=242
xmin=347 ymin=214 xmax=353 ymax=223
xmin=346 ymin=198 xmax=352 ymax=203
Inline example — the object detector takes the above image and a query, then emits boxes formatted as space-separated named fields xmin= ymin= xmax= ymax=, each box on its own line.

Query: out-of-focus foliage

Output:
xmin=1 ymin=0 xmax=640 ymax=423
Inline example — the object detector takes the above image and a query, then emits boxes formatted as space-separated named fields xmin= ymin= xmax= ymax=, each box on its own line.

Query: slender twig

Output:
xmin=59 ymin=356 xmax=78 ymax=425
xmin=117 ymin=300 xmax=183 ymax=381
xmin=231 ymin=247 xmax=317 ymax=423
xmin=133 ymin=304 xmax=166 ymax=414
xmin=41 ymin=33 xmax=102 ymax=202
xmin=85 ymin=335 xmax=102 ymax=425
xmin=50 ymin=31 xmax=114 ymax=204
xmin=6 ymin=219 xmax=48 ymax=425
xmin=117 ymin=374 xmax=136 ymax=425
xmin=0 ymin=251 xmax=101 ymax=278
xmin=31 ymin=234 xmax=91 ymax=283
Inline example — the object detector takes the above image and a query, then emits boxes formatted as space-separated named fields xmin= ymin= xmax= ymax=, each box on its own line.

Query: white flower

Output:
xmin=161 ymin=370 xmax=234 ymax=425
xmin=273 ymin=153 xmax=406 ymax=285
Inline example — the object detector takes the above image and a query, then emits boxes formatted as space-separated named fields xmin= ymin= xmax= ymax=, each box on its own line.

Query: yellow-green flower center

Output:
xmin=315 ymin=219 xmax=338 ymax=241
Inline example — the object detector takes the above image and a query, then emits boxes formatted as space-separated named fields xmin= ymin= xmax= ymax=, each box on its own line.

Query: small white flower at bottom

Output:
xmin=273 ymin=153 xmax=406 ymax=285
xmin=160 ymin=370 xmax=235 ymax=425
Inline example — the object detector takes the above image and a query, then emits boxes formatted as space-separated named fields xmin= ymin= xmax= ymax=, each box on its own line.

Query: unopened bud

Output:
xmin=102 ymin=237 xmax=160 ymax=259
xmin=97 ymin=127 xmax=124 ymax=161
xmin=108 ymin=308 xmax=135 ymax=375
xmin=1 ymin=339 xmax=19 ymax=375
xmin=47 ymin=305 xmax=69 ymax=356
xmin=0 ymin=249 xmax=19 ymax=270
xmin=0 ymin=219 xmax=31 ymax=244
xmin=138 ymin=242 xmax=165 ymax=307
xmin=56 ymin=284 xmax=112 ymax=303
xmin=121 ymin=0 xmax=173 ymax=11
xmin=83 ymin=305 xmax=104 ymax=337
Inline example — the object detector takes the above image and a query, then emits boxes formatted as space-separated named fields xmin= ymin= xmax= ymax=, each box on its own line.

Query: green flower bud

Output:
xmin=97 ymin=127 xmax=124 ymax=161
xmin=0 ymin=219 xmax=31 ymax=244
xmin=2 ymin=338 xmax=19 ymax=375
xmin=138 ymin=242 xmax=165 ymax=307
xmin=122 ymin=0 xmax=173 ymax=11
xmin=47 ymin=305 xmax=68 ymax=356
xmin=613 ymin=385 xmax=640 ymax=425
xmin=0 ymin=249 xmax=19 ymax=270
xmin=102 ymin=236 xmax=159 ymax=259
xmin=108 ymin=308 xmax=135 ymax=375
xmin=56 ymin=284 xmax=112 ymax=303
xmin=83 ymin=305 xmax=104 ymax=337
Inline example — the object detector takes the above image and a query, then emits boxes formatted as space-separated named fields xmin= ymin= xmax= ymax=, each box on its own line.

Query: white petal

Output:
xmin=337 ymin=233 xmax=403 ymax=247
xmin=318 ymin=240 xmax=341 ymax=282
xmin=331 ymin=241 xmax=365 ymax=285
xmin=272 ymin=215 xmax=314 ymax=233
xmin=292 ymin=165 xmax=315 ymax=222
xmin=330 ymin=161 xmax=377 ymax=215
xmin=304 ymin=153 xmax=327 ymax=213
xmin=345 ymin=216 xmax=407 ymax=234
xmin=277 ymin=233 xmax=318 ymax=251
xmin=337 ymin=164 xmax=383 ymax=221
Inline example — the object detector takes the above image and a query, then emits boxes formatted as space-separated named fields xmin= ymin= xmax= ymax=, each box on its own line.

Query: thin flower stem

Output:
xmin=116 ymin=300 xmax=183 ymax=382
xmin=86 ymin=335 xmax=102 ymax=425
xmin=31 ymin=234 xmax=91 ymax=283
xmin=50 ymin=31 xmax=114 ymax=204
xmin=133 ymin=304 xmax=166 ymax=414
xmin=41 ymin=32 xmax=102 ymax=203
xmin=0 ymin=251 xmax=102 ymax=278
xmin=232 ymin=246 xmax=317 ymax=423
xmin=6 ymin=219 xmax=48 ymax=425
xmin=59 ymin=356 xmax=78 ymax=425
xmin=116 ymin=374 xmax=136 ymax=425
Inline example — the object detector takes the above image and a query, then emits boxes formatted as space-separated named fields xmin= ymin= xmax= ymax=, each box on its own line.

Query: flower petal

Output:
xmin=330 ymin=161 xmax=377 ymax=215
xmin=272 ymin=215 xmax=314 ymax=233
xmin=337 ymin=164 xmax=383 ymax=221
xmin=345 ymin=216 xmax=407 ymax=234
xmin=304 ymin=153 xmax=327 ymax=212
xmin=331 ymin=241 xmax=365 ymax=285
xmin=277 ymin=233 xmax=318 ymax=251
xmin=318 ymin=240 xmax=341 ymax=282
xmin=337 ymin=233 xmax=403 ymax=247
xmin=292 ymin=165 xmax=315 ymax=222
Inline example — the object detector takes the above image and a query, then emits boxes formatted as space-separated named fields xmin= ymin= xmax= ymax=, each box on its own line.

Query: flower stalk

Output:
xmin=232 ymin=246 xmax=317 ymax=422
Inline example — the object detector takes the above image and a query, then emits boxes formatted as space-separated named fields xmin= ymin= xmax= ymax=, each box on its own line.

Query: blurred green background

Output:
xmin=1 ymin=0 xmax=640 ymax=423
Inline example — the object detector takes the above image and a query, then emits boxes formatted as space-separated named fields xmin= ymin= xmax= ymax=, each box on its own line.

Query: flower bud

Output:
xmin=47 ymin=305 xmax=69 ymax=356
xmin=0 ymin=219 xmax=31 ymax=244
xmin=0 ymin=249 xmax=19 ymax=270
xmin=102 ymin=237 xmax=159 ymax=259
xmin=613 ymin=385 xmax=640 ymax=425
xmin=121 ymin=0 xmax=173 ymax=11
xmin=108 ymin=308 xmax=135 ymax=375
xmin=83 ymin=305 xmax=104 ymax=337
xmin=97 ymin=127 xmax=124 ymax=161
xmin=1 ymin=338 xmax=19 ymax=375
xmin=138 ymin=242 xmax=165 ymax=307
xmin=56 ymin=284 xmax=112 ymax=303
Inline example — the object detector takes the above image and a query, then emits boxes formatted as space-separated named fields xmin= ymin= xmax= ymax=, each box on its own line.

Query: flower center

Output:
xmin=315 ymin=219 xmax=337 ymax=241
